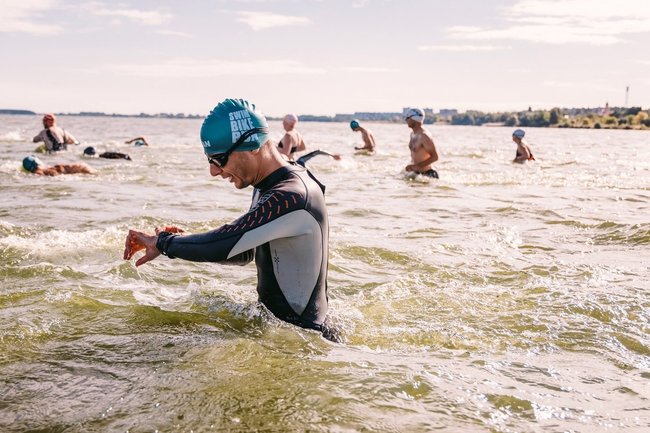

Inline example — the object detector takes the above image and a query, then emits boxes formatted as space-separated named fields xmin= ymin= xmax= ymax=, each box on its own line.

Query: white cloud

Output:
xmin=236 ymin=11 xmax=311 ymax=30
xmin=92 ymin=8 xmax=172 ymax=26
xmin=418 ymin=44 xmax=511 ymax=52
xmin=103 ymin=58 xmax=325 ymax=77
xmin=448 ymin=0 xmax=650 ymax=45
xmin=156 ymin=30 xmax=192 ymax=38
xmin=338 ymin=66 xmax=397 ymax=72
xmin=0 ymin=0 xmax=62 ymax=35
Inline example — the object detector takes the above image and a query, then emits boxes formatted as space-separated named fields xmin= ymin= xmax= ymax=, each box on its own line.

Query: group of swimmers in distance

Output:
xmin=21 ymin=109 xmax=534 ymax=177
xmin=349 ymin=107 xmax=535 ymax=180
xmin=21 ymin=113 xmax=149 ymax=176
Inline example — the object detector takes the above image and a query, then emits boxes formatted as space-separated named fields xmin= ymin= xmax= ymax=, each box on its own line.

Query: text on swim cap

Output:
xmin=229 ymin=110 xmax=257 ymax=143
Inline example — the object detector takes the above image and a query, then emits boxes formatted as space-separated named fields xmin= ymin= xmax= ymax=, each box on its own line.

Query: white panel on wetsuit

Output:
xmin=228 ymin=210 xmax=322 ymax=315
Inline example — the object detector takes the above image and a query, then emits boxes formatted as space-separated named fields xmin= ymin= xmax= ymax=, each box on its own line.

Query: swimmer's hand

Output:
xmin=155 ymin=226 xmax=185 ymax=235
xmin=124 ymin=229 xmax=160 ymax=267
xmin=333 ymin=154 xmax=342 ymax=160
xmin=405 ymin=164 xmax=417 ymax=172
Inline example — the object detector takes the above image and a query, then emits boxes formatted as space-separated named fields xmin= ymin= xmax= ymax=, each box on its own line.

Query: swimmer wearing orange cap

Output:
xmin=33 ymin=113 xmax=79 ymax=152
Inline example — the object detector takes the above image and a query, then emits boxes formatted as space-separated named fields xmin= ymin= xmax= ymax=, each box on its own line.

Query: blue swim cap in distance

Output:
xmin=200 ymin=98 xmax=269 ymax=155
xmin=22 ymin=156 xmax=41 ymax=172
xmin=84 ymin=146 xmax=96 ymax=156
xmin=350 ymin=119 xmax=360 ymax=129
xmin=513 ymin=129 xmax=525 ymax=138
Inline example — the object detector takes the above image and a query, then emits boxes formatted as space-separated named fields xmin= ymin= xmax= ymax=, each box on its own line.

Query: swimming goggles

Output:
xmin=207 ymin=127 xmax=268 ymax=168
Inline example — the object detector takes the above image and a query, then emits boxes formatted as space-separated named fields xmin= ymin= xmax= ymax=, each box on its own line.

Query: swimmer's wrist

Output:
xmin=156 ymin=231 xmax=176 ymax=258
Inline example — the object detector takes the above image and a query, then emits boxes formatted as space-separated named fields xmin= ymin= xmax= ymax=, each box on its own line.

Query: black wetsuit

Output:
xmin=100 ymin=152 xmax=131 ymax=160
xmin=156 ymin=165 xmax=332 ymax=335
xmin=416 ymin=169 xmax=439 ymax=178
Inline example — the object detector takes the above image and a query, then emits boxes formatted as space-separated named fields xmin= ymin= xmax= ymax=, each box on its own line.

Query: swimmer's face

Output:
xmin=282 ymin=119 xmax=295 ymax=131
xmin=405 ymin=118 xmax=418 ymax=128
xmin=210 ymin=151 xmax=245 ymax=188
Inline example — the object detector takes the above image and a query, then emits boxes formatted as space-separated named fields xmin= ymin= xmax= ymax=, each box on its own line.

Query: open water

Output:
xmin=0 ymin=114 xmax=649 ymax=432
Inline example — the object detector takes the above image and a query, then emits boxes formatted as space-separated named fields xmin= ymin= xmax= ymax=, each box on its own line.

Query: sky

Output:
xmin=2 ymin=0 xmax=650 ymax=116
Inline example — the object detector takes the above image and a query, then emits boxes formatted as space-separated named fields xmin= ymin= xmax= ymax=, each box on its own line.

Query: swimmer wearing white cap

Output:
xmin=278 ymin=114 xmax=306 ymax=160
xmin=404 ymin=108 xmax=439 ymax=178
xmin=512 ymin=129 xmax=535 ymax=163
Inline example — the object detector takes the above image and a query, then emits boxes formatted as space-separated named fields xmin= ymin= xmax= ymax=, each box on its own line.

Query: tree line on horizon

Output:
xmin=444 ymin=106 xmax=650 ymax=130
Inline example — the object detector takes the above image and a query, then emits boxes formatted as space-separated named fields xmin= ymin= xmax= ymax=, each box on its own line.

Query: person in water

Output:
xmin=512 ymin=129 xmax=535 ymax=163
xmin=350 ymin=119 xmax=376 ymax=153
xmin=404 ymin=108 xmax=439 ymax=178
xmin=22 ymin=155 xmax=95 ymax=176
xmin=277 ymin=114 xmax=306 ymax=160
xmin=83 ymin=146 xmax=132 ymax=160
xmin=123 ymin=98 xmax=338 ymax=341
xmin=33 ymin=113 xmax=78 ymax=152
xmin=125 ymin=136 xmax=150 ymax=146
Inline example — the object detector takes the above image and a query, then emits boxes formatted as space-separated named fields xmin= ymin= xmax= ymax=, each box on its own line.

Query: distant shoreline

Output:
xmin=2 ymin=107 xmax=648 ymax=131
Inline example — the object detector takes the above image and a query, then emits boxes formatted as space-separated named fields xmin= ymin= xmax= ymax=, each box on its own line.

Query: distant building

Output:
xmin=602 ymin=102 xmax=610 ymax=116
xmin=438 ymin=108 xmax=458 ymax=118
xmin=334 ymin=112 xmax=403 ymax=122
xmin=401 ymin=107 xmax=434 ymax=116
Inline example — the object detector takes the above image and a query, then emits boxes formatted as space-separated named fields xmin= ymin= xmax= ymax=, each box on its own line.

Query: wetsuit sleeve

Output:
xmin=155 ymin=189 xmax=309 ymax=264
xmin=296 ymin=150 xmax=334 ymax=167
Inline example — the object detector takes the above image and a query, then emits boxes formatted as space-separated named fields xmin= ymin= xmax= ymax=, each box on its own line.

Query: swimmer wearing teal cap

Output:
xmin=350 ymin=119 xmax=376 ymax=153
xmin=201 ymin=98 xmax=270 ymax=155
xmin=123 ymin=98 xmax=339 ymax=341
xmin=22 ymin=155 xmax=42 ymax=172
xmin=22 ymin=155 xmax=95 ymax=176
xmin=125 ymin=136 xmax=150 ymax=147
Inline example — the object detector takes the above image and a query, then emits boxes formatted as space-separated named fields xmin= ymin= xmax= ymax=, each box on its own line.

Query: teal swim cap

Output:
xmin=200 ymin=98 xmax=269 ymax=155
xmin=350 ymin=119 xmax=360 ymax=130
xmin=22 ymin=156 xmax=41 ymax=172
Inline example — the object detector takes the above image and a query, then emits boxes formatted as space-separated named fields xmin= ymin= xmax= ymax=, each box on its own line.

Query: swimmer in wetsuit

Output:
xmin=512 ymin=129 xmax=535 ymax=163
xmin=124 ymin=98 xmax=337 ymax=341
xmin=277 ymin=114 xmax=306 ymax=160
xmin=403 ymin=108 xmax=439 ymax=178
xmin=83 ymin=146 xmax=132 ymax=160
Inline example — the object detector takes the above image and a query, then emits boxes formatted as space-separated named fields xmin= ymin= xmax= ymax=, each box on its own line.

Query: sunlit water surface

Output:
xmin=1 ymin=115 xmax=649 ymax=432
